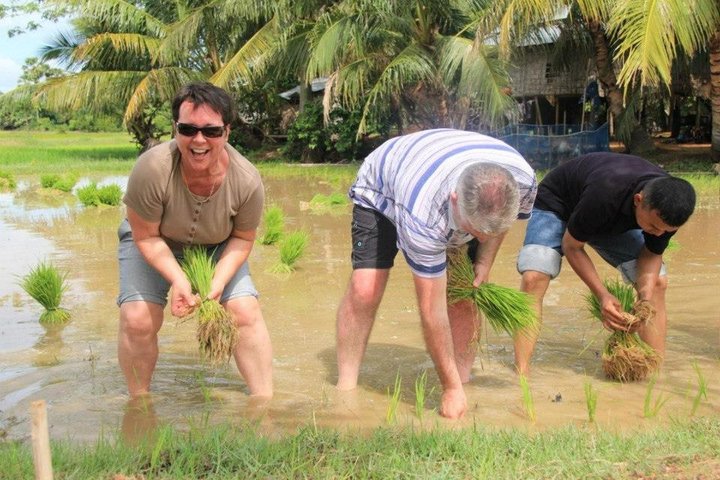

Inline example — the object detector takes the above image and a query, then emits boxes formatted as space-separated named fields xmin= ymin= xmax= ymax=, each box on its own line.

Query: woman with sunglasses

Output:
xmin=116 ymin=82 xmax=273 ymax=399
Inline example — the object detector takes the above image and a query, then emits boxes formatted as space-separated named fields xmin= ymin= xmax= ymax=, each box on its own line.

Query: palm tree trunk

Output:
xmin=710 ymin=30 xmax=720 ymax=162
xmin=587 ymin=19 xmax=654 ymax=154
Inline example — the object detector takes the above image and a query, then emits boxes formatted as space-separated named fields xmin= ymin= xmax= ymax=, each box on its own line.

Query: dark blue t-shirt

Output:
xmin=535 ymin=152 xmax=673 ymax=254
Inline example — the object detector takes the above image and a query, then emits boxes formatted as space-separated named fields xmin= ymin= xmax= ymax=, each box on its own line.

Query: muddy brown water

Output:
xmin=1 ymin=175 xmax=718 ymax=443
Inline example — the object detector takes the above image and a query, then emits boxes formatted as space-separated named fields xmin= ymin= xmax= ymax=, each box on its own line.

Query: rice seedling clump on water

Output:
xmin=0 ymin=170 xmax=16 ymax=191
xmin=180 ymin=246 xmax=237 ymax=365
xmin=585 ymin=278 xmax=660 ymax=382
xmin=446 ymin=249 xmax=537 ymax=338
xmin=259 ymin=205 xmax=284 ymax=245
xmin=20 ymin=261 xmax=71 ymax=324
xmin=271 ymin=230 xmax=309 ymax=273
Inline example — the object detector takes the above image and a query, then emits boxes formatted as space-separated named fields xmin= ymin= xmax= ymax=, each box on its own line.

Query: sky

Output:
xmin=0 ymin=13 xmax=70 ymax=92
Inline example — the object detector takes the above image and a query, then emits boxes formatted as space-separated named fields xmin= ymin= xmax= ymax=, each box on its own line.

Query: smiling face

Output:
xmin=175 ymin=100 xmax=229 ymax=174
xmin=634 ymin=192 xmax=678 ymax=236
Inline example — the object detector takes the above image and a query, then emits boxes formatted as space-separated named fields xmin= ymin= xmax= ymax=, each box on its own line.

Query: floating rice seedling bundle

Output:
xmin=271 ymin=230 xmax=309 ymax=273
xmin=259 ymin=205 xmax=284 ymax=245
xmin=446 ymin=250 xmax=537 ymax=337
xmin=77 ymin=183 xmax=123 ymax=206
xmin=585 ymin=278 xmax=660 ymax=382
xmin=20 ymin=261 xmax=71 ymax=324
xmin=308 ymin=192 xmax=348 ymax=213
xmin=0 ymin=171 xmax=16 ymax=191
xmin=180 ymin=246 xmax=237 ymax=365
xmin=41 ymin=173 xmax=77 ymax=192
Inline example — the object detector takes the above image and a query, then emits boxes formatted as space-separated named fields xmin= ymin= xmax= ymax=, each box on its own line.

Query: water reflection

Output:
xmin=0 ymin=174 xmax=718 ymax=442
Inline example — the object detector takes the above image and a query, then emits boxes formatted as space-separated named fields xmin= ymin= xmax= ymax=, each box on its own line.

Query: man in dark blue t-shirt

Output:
xmin=514 ymin=152 xmax=696 ymax=376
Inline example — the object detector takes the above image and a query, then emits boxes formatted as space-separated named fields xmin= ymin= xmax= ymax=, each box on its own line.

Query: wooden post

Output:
xmin=31 ymin=400 xmax=53 ymax=480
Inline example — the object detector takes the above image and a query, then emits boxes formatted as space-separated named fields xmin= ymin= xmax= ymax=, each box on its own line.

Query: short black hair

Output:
xmin=171 ymin=82 xmax=236 ymax=125
xmin=641 ymin=176 xmax=696 ymax=227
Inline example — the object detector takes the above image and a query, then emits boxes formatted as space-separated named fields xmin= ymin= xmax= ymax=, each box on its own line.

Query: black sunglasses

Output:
xmin=176 ymin=123 xmax=226 ymax=138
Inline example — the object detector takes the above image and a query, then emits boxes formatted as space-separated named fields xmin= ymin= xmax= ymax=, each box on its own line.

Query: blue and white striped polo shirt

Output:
xmin=349 ymin=128 xmax=537 ymax=277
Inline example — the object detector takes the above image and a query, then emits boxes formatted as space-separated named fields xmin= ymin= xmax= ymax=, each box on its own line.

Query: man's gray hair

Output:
xmin=456 ymin=163 xmax=520 ymax=235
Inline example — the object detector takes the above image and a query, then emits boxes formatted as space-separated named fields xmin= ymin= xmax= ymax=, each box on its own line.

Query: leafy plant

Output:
xmin=414 ymin=370 xmax=430 ymax=422
xmin=584 ymin=380 xmax=598 ymax=423
xmin=20 ymin=261 xmax=71 ymax=324
xmin=519 ymin=375 xmax=536 ymax=423
xmin=259 ymin=205 xmax=284 ymax=245
xmin=386 ymin=372 xmax=402 ymax=425
xmin=180 ymin=246 xmax=237 ymax=365
xmin=447 ymin=250 xmax=537 ymax=337
xmin=76 ymin=183 xmax=101 ymax=206
xmin=690 ymin=361 xmax=708 ymax=416
xmin=271 ymin=230 xmax=309 ymax=273
xmin=97 ymin=184 xmax=123 ymax=206
xmin=643 ymin=375 xmax=669 ymax=419
xmin=0 ymin=170 xmax=16 ymax=191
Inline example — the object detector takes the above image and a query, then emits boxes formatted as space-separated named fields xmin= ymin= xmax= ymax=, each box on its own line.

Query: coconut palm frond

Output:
xmin=210 ymin=17 xmax=279 ymax=88
xmin=306 ymin=15 xmax=357 ymax=80
xmin=438 ymin=35 xmax=515 ymax=128
xmin=36 ymin=70 xmax=146 ymax=112
xmin=356 ymin=45 xmax=436 ymax=135
xmin=609 ymin=0 xmax=720 ymax=88
xmin=67 ymin=0 xmax=166 ymax=37
xmin=123 ymin=67 xmax=200 ymax=124
xmin=39 ymin=29 xmax=86 ymax=68
xmin=74 ymin=32 xmax=161 ymax=65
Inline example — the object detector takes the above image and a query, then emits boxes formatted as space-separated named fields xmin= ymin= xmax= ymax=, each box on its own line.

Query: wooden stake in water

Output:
xmin=31 ymin=400 xmax=53 ymax=480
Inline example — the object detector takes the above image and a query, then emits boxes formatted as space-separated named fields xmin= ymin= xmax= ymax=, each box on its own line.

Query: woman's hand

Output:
xmin=170 ymin=278 xmax=198 ymax=317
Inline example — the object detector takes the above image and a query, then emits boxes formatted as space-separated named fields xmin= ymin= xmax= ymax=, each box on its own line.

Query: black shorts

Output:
xmin=351 ymin=205 xmax=398 ymax=269
xmin=350 ymin=204 xmax=480 ymax=270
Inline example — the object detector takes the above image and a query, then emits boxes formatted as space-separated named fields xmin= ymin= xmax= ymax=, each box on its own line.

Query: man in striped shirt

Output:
xmin=336 ymin=128 xmax=537 ymax=419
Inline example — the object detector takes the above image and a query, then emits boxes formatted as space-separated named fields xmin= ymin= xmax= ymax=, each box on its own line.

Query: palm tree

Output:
xmin=297 ymin=0 xmax=514 ymax=135
xmin=607 ymin=0 xmax=720 ymax=160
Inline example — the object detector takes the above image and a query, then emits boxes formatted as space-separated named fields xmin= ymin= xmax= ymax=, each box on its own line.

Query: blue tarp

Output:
xmin=496 ymin=123 xmax=609 ymax=169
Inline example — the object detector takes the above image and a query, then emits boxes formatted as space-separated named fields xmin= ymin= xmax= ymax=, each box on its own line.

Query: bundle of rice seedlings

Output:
xmin=19 ymin=261 xmax=71 ymax=324
xmin=0 ymin=171 xmax=16 ymax=191
xmin=584 ymin=278 xmax=660 ymax=382
xmin=446 ymin=249 xmax=537 ymax=337
xmin=259 ymin=205 xmax=284 ymax=245
xmin=97 ymin=184 xmax=123 ymax=206
xmin=308 ymin=192 xmax=348 ymax=213
xmin=41 ymin=174 xmax=61 ymax=188
xmin=77 ymin=183 xmax=101 ymax=206
xmin=180 ymin=246 xmax=237 ymax=365
xmin=270 ymin=230 xmax=309 ymax=273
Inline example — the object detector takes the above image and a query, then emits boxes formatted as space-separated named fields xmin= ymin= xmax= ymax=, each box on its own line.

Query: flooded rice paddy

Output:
xmin=0 ymin=173 xmax=719 ymax=442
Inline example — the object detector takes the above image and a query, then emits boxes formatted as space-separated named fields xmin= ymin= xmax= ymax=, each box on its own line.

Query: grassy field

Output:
xmin=1 ymin=418 xmax=719 ymax=479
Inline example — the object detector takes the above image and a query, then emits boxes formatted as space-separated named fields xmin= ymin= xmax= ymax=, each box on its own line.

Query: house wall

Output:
xmin=508 ymin=47 xmax=591 ymax=97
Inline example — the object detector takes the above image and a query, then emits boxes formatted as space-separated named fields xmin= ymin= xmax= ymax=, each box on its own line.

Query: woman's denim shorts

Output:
xmin=117 ymin=219 xmax=258 ymax=306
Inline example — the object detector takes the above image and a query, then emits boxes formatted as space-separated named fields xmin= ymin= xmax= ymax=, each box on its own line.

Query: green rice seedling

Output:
xmin=519 ymin=375 xmax=536 ymax=423
xmin=308 ymin=192 xmax=349 ymax=213
xmin=259 ymin=205 xmax=284 ymax=245
xmin=690 ymin=361 xmax=708 ymax=416
xmin=447 ymin=250 xmax=537 ymax=337
xmin=53 ymin=174 xmax=78 ymax=193
xmin=585 ymin=278 xmax=660 ymax=382
xmin=19 ymin=261 xmax=71 ymax=324
xmin=643 ymin=375 xmax=670 ymax=419
xmin=271 ymin=230 xmax=309 ymax=273
xmin=0 ymin=170 xmax=16 ymax=191
xmin=414 ymin=370 xmax=429 ymax=421
xmin=41 ymin=174 xmax=60 ymax=188
xmin=97 ymin=184 xmax=123 ymax=206
xmin=386 ymin=372 xmax=402 ymax=425
xmin=76 ymin=183 xmax=101 ymax=206
xmin=180 ymin=246 xmax=237 ymax=366
xmin=584 ymin=380 xmax=598 ymax=423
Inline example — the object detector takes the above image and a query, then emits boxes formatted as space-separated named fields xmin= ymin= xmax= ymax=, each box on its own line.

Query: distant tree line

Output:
xmin=1 ymin=0 xmax=719 ymax=162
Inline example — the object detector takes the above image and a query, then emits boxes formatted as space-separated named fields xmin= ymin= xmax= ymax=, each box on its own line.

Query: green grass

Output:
xmin=5 ymin=418 xmax=718 ymax=478
xmin=643 ymin=375 xmax=670 ymax=419
xmin=690 ymin=361 xmax=708 ymax=416
xmin=584 ymin=380 xmax=598 ymax=423
xmin=258 ymin=205 xmax=284 ymax=245
xmin=19 ymin=261 xmax=71 ymax=324
xmin=270 ymin=230 xmax=309 ymax=273
xmin=0 ymin=131 xmax=138 ymax=175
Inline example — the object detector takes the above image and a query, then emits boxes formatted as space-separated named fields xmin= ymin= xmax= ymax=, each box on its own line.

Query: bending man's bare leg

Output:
xmin=336 ymin=268 xmax=390 ymax=390
xmin=514 ymin=270 xmax=550 ymax=376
